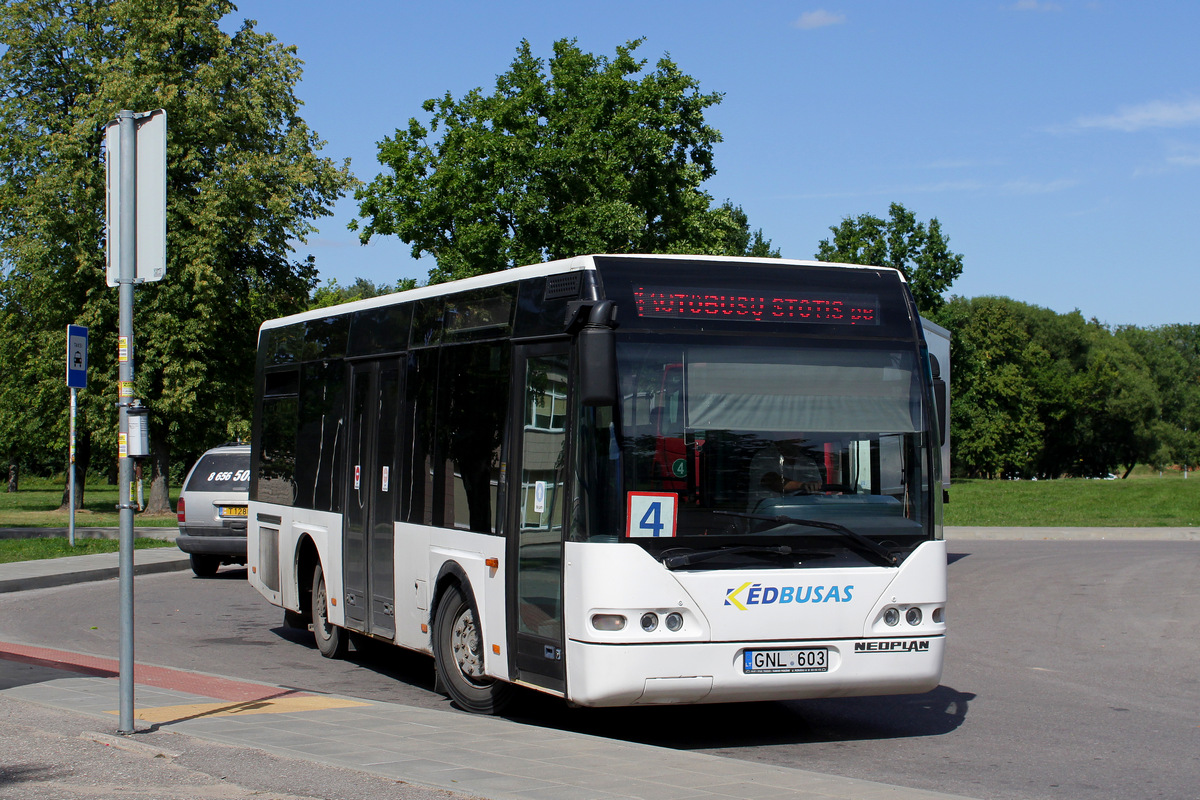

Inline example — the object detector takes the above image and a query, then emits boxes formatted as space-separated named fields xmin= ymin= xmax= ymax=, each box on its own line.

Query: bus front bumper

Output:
xmin=563 ymin=635 xmax=944 ymax=708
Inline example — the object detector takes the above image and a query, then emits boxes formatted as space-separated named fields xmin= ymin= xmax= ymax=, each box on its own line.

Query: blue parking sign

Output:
xmin=66 ymin=325 xmax=88 ymax=389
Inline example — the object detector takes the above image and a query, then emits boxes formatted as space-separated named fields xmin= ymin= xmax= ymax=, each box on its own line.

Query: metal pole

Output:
xmin=117 ymin=109 xmax=137 ymax=735
xmin=68 ymin=387 xmax=77 ymax=547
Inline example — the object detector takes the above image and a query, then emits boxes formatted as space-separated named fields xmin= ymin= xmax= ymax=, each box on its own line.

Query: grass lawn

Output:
xmin=0 ymin=475 xmax=178 ymax=528
xmin=3 ymin=467 xmax=1198 ymax=541
xmin=0 ymin=537 xmax=175 ymax=564
xmin=945 ymin=466 xmax=1200 ymax=527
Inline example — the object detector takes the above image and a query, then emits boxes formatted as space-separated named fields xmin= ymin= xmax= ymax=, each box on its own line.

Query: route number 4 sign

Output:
xmin=626 ymin=492 xmax=678 ymax=538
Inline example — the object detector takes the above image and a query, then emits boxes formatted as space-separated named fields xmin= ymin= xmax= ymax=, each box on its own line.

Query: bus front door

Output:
xmin=508 ymin=346 xmax=568 ymax=693
xmin=344 ymin=359 xmax=401 ymax=639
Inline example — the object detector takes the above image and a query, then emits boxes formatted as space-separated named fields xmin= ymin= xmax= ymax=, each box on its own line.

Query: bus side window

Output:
xmin=256 ymin=369 xmax=299 ymax=506
xmin=438 ymin=342 xmax=511 ymax=533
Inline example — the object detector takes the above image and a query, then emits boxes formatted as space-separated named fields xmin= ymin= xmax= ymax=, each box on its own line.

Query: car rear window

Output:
xmin=186 ymin=453 xmax=250 ymax=492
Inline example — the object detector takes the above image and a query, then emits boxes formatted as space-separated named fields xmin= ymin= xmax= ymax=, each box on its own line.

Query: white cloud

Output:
xmin=1167 ymin=152 xmax=1200 ymax=167
xmin=793 ymin=10 xmax=846 ymax=30
xmin=1137 ymin=143 xmax=1200 ymax=174
xmin=1072 ymin=98 xmax=1200 ymax=132
xmin=1010 ymin=0 xmax=1063 ymax=11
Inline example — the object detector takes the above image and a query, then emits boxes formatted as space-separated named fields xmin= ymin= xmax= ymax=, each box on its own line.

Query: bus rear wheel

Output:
xmin=433 ymin=584 xmax=512 ymax=714
xmin=311 ymin=563 xmax=347 ymax=659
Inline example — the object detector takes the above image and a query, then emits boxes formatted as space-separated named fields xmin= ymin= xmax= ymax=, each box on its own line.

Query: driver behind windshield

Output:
xmin=749 ymin=438 xmax=823 ymax=511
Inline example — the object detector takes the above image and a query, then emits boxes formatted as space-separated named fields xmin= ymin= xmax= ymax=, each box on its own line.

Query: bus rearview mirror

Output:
xmin=578 ymin=325 xmax=617 ymax=406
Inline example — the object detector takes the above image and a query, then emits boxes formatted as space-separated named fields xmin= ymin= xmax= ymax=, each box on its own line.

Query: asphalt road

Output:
xmin=1 ymin=539 xmax=1197 ymax=800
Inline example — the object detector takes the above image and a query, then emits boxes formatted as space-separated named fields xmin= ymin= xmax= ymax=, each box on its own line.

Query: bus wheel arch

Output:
xmin=291 ymin=535 xmax=319 ymax=629
xmin=431 ymin=569 xmax=512 ymax=714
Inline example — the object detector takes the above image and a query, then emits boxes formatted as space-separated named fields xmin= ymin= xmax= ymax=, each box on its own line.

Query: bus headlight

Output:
xmin=640 ymin=612 xmax=659 ymax=632
xmin=883 ymin=607 xmax=900 ymax=626
xmin=665 ymin=612 xmax=684 ymax=631
xmin=906 ymin=607 xmax=923 ymax=626
xmin=592 ymin=614 xmax=626 ymax=631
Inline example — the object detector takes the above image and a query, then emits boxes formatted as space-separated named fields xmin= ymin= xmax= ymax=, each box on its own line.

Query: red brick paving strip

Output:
xmin=0 ymin=640 xmax=312 ymax=703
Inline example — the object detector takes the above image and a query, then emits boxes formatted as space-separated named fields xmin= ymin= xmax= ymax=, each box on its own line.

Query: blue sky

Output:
xmin=226 ymin=1 xmax=1198 ymax=327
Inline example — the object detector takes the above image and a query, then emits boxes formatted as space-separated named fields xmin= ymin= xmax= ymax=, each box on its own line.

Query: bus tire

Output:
xmin=311 ymin=563 xmax=347 ymax=659
xmin=433 ymin=584 xmax=512 ymax=714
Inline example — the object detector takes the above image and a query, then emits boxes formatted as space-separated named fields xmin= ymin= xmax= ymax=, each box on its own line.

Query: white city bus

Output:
xmin=247 ymin=254 xmax=948 ymax=713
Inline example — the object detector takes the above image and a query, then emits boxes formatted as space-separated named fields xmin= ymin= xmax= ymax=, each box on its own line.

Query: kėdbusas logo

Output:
xmin=724 ymin=582 xmax=853 ymax=611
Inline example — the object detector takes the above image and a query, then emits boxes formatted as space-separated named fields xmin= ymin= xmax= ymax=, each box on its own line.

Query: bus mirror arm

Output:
xmin=929 ymin=354 xmax=948 ymax=444
xmin=570 ymin=301 xmax=619 ymax=407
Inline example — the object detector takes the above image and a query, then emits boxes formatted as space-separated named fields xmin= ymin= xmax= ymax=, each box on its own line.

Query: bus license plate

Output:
xmin=743 ymin=648 xmax=828 ymax=674
xmin=220 ymin=506 xmax=248 ymax=517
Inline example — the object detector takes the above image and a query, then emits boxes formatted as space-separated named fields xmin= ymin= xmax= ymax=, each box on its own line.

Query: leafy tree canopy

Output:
xmin=934 ymin=296 xmax=1045 ymax=478
xmin=0 ymin=0 xmax=354 ymax=508
xmin=816 ymin=202 xmax=963 ymax=313
xmin=310 ymin=276 xmax=418 ymax=310
xmin=354 ymin=38 xmax=776 ymax=284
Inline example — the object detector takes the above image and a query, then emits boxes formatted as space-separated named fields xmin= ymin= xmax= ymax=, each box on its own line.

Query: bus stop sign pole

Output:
xmin=116 ymin=109 xmax=138 ymax=735
xmin=65 ymin=324 xmax=88 ymax=547
xmin=105 ymin=108 xmax=166 ymax=735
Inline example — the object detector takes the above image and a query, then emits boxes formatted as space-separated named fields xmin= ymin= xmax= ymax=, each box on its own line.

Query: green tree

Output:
xmin=1073 ymin=334 xmax=1160 ymax=478
xmin=354 ymin=38 xmax=776 ymax=284
xmin=1117 ymin=324 xmax=1200 ymax=472
xmin=310 ymin=277 xmax=418 ymax=310
xmin=816 ymin=202 xmax=963 ymax=313
xmin=933 ymin=296 xmax=1045 ymax=478
xmin=1004 ymin=302 xmax=1096 ymax=478
xmin=0 ymin=0 xmax=354 ymax=511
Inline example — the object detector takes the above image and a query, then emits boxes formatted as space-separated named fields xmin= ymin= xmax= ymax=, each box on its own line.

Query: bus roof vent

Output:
xmin=545 ymin=272 xmax=582 ymax=301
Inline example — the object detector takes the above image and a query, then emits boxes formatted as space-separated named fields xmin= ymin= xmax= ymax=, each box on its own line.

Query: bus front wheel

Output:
xmin=311 ymin=563 xmax=347 ymax=659
xmin=433 ymin=584 xmax=512 ymax=714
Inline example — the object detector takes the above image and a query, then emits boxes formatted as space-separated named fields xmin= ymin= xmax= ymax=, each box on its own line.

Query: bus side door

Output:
xmin=507 ymin=344 xmax=569 ymax=693
xmin=344 ymin=359 xmax=401 ymax=639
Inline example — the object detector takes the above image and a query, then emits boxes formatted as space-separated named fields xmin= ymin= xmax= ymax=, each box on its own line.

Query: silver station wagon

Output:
xmin=176 ymin=443 xmax=250 ymax=577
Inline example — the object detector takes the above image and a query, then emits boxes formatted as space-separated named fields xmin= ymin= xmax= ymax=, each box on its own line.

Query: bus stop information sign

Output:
xmin=66 ymin=324 xmax=88 ymax=389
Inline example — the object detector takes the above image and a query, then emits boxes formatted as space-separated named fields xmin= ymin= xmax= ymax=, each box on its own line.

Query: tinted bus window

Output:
xmin=437 ymin=342 xmax=511 ymax=533
xmin=256 ymin=372 xmax=299 ymax=507
xmin=296 ymin=360 xmax=346 ymax=512
xmin=348 ymin=304 xmax=411 ymax=356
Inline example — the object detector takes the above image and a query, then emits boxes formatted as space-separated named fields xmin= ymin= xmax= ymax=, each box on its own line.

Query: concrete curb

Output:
xmin=0 ymin=548 xmax=191 ymax=593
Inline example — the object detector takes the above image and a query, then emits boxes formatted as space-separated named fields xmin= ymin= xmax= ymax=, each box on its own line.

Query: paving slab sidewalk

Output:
xmin=0 ymin=643 xmax=980 ymax=800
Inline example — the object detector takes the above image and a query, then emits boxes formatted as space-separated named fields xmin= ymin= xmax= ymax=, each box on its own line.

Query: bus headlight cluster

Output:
xmin=881 ymin=605 xmax=941 ymax=627
xmin=591 ymin=611 xmax=687 ymax=634
xmin=591 ymin=614 xmax=626 ymax=631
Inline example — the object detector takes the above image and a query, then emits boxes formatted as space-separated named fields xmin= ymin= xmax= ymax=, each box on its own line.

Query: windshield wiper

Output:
xmin=660 ymin=544 xmax=826 ymax=570
xmin=712 ymin=511 xmax=899 ymax=567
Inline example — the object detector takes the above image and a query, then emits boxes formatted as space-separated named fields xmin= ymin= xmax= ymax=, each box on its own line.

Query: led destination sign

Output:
xmin=633 ymin=286 xmax=879 ymax=325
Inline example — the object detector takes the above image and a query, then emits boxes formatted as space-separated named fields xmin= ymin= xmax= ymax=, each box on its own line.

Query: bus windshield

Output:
xmin=572 ymin=336 xmax=937 ymax=563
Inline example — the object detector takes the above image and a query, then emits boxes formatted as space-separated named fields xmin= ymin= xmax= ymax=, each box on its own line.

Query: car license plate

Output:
xmin=220 ymin=506 xmax=248 ymax=517
xmin=743 ymin=648 xmax=828 ymax=674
